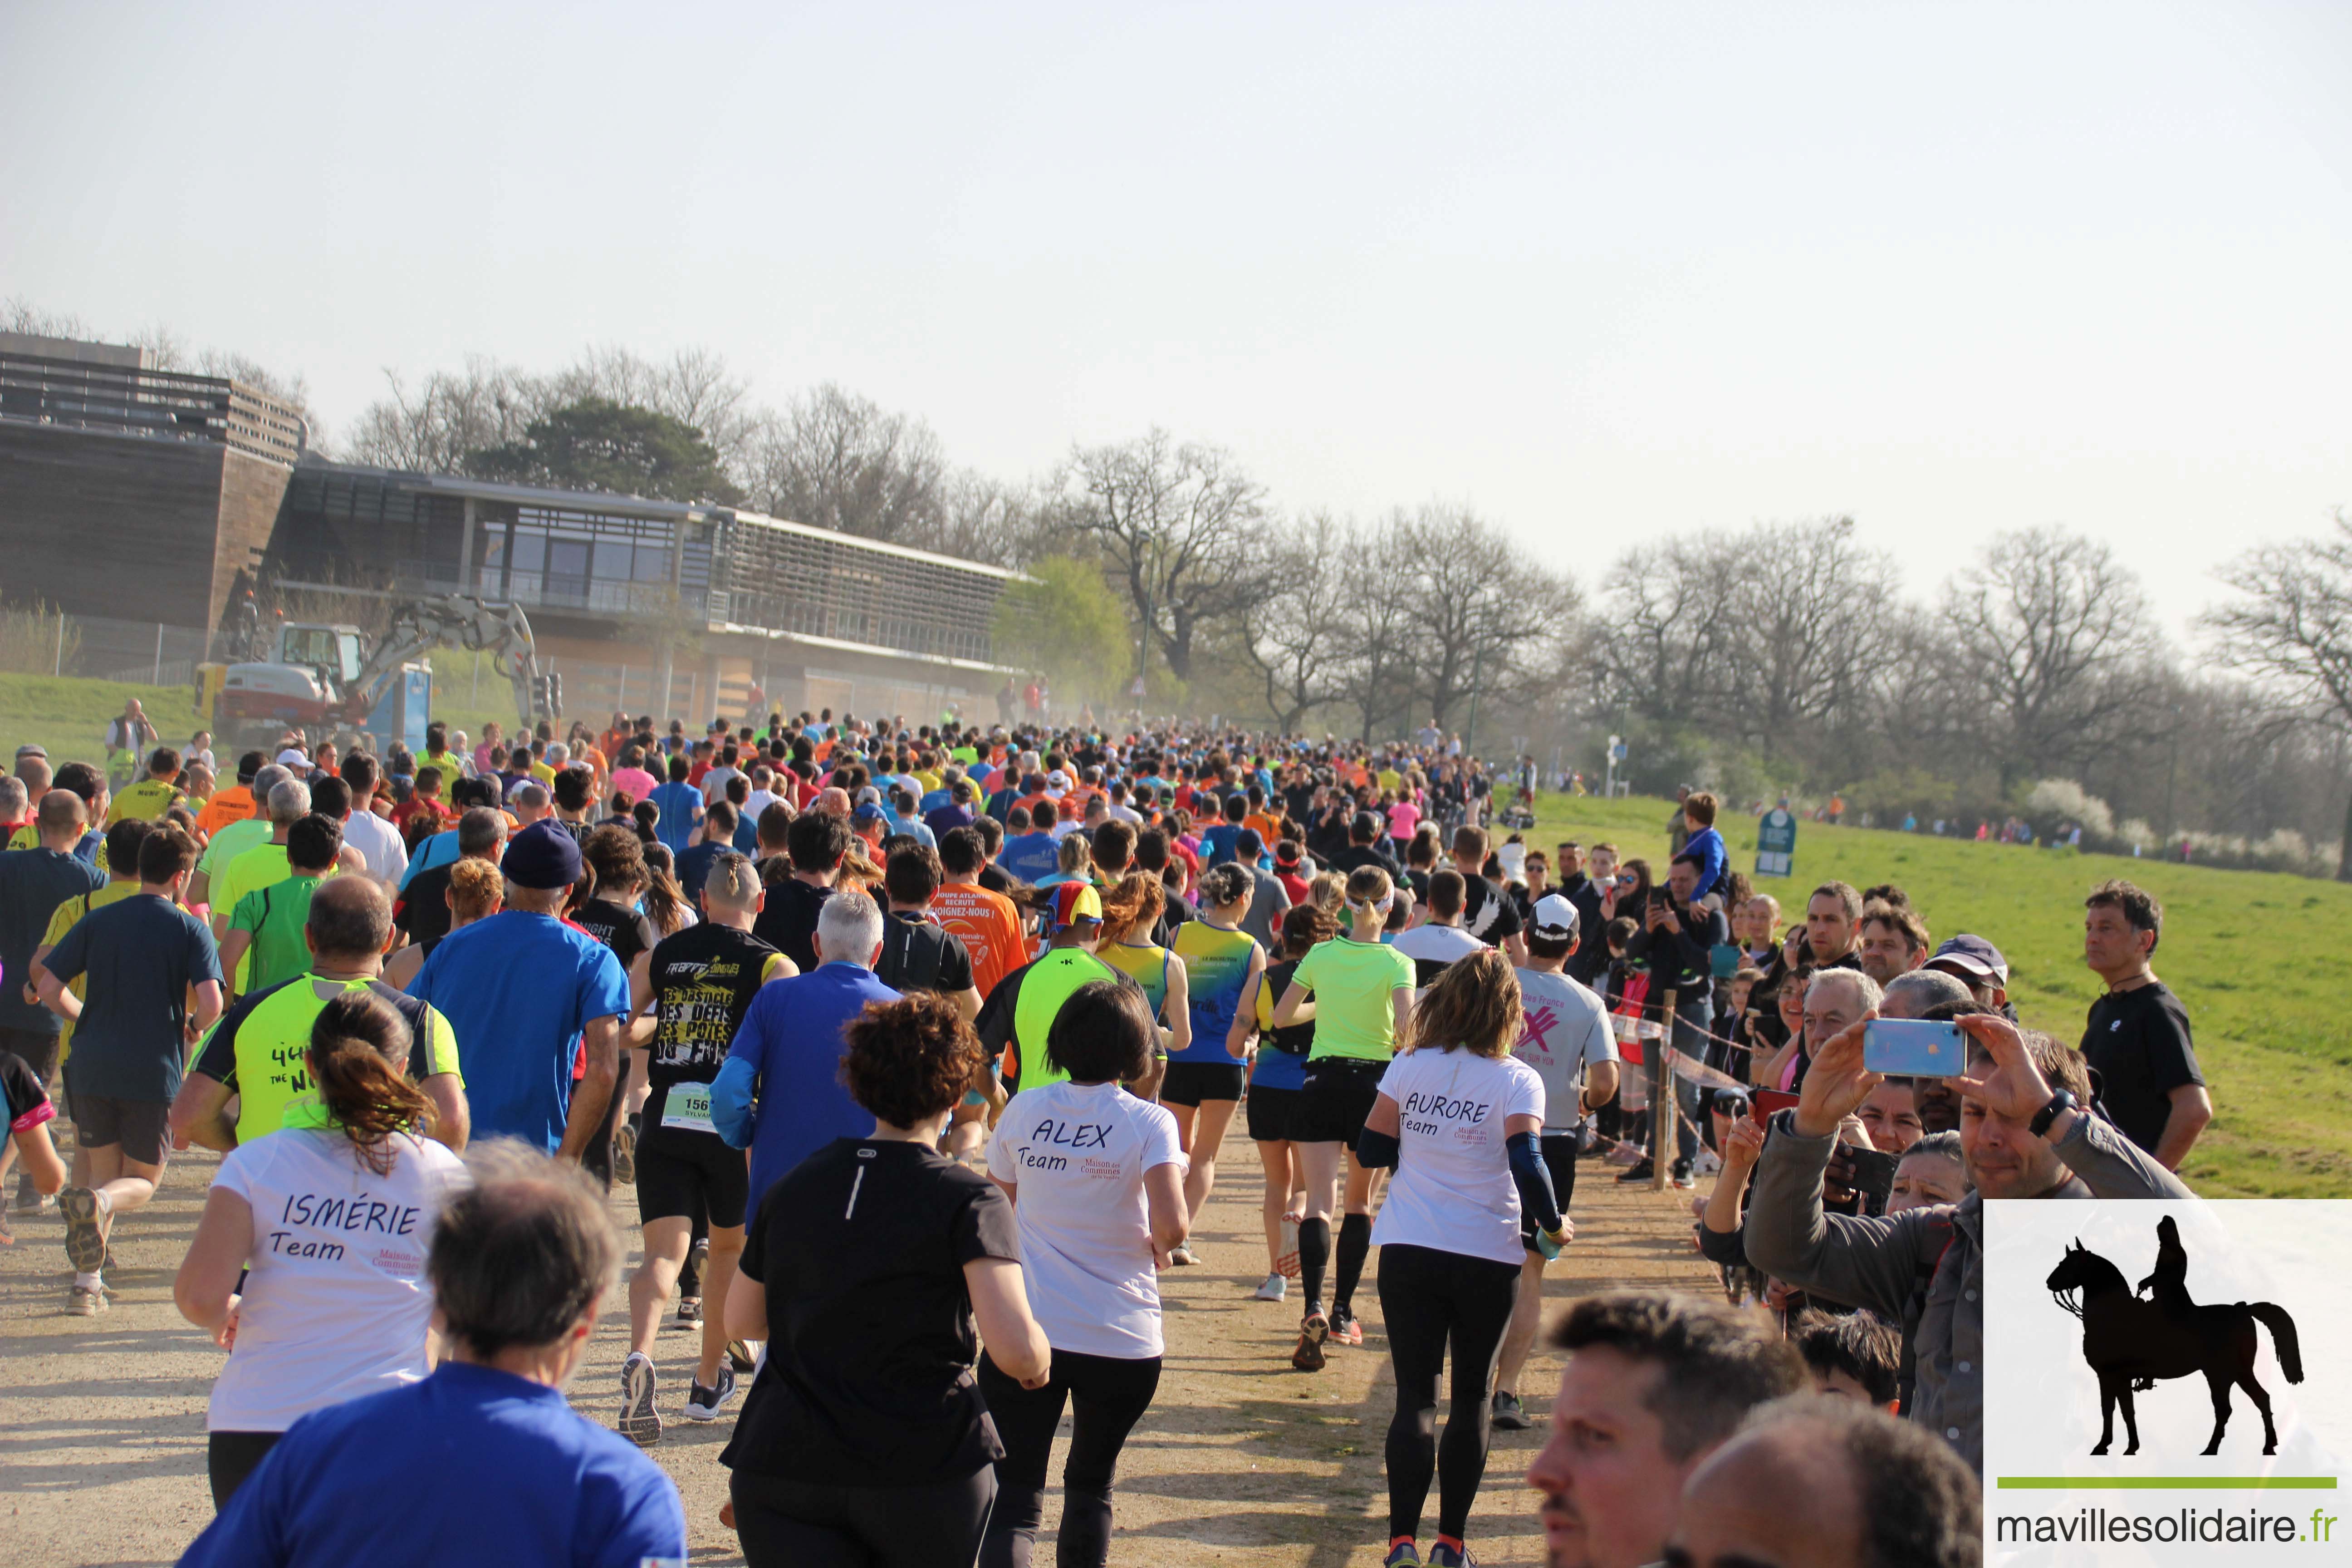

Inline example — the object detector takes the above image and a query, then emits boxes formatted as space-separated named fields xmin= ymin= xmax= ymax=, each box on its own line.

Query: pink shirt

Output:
xmin=611 ymin=766 xmax=658 ymax=803
xmin=1387 ymin=801 xmax=1421 ymax=840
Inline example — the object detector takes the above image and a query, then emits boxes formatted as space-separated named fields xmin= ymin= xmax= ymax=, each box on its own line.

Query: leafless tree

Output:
xmin=343 ymin=358 xmax=544 ymax=473
xmin=747 ymin=384 xmax=947 ymax=541
xmin=1337 ymin=511 xmax=1426 ymax=743
xmin=1942 ymin=526 xmax=2164 ymax=789
xmin=1242 ymin=510 xmax=1355 ymax=731
xmin=1057 ymin=429 xmax=1276 ymax=682
xmin=2205 ymin=508 xmax=2352 ymax=877
xmin=1595 ymin=536 xmax=1744 ymax=730
xmin=1405 ymin=503 xmax=1572 ymax=737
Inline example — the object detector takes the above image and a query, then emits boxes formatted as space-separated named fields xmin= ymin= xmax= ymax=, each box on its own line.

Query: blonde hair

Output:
xmin=1343 ymin=865 xmax=1393 ymax=915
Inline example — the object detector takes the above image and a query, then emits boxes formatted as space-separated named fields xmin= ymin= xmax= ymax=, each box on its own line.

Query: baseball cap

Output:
xmin=852 ymin=802 xmax=887 ymax=827
xmin=1046 ymin=769 xmax=1071 ymax=796
xmin=276 ymin=747 xmax=310 ymax=769
xmin=503 ymin=818 xmax=584 ymax=890
xmin=1531 ymin=892 xmax=1581 ymax=941
xmin=14 ymin=744 xmax=46 ymax=761
xmin=1927 ymin=934 xmax=2008 ymax=985
xmin=1050 ymin=881 xmax=1103 ymax=930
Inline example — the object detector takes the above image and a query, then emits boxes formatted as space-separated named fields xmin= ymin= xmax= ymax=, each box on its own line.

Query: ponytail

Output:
xmin=309 ymin=990 xmax=434 ymax=1176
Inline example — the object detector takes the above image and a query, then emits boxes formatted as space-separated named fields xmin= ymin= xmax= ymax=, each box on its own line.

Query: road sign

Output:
xmin=1756 ymin=808 xmax=1798 ymax=878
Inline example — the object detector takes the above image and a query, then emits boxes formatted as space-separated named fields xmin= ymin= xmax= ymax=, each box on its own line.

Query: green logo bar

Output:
xmin=1998 ymin=1477 xmax=2338 ymax=1490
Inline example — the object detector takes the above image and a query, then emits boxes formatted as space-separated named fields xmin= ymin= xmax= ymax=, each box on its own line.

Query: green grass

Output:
xmin=1525 ymin=789 xmax=2352 ymax=1198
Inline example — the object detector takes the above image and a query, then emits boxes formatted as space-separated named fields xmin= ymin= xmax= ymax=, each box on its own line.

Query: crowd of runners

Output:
xmin=0 ymin=701 xmax=2218 ymax=1566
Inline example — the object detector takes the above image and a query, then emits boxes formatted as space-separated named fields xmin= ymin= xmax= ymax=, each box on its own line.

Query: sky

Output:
xmin=5 ymin=1 xmax=2350 ymax=637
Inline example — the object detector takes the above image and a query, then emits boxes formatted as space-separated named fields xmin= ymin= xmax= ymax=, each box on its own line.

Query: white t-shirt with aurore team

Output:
xmin=206 ymin=1127 xmax=470 ymax=1432
xmin=1370 ymin=1047 xmax=1546 ymax=1267
xmin=988 ymin=1079 xmax=1184 ymax=1360
xmin=1511 ymin=967 xmax=1618 ymax=1133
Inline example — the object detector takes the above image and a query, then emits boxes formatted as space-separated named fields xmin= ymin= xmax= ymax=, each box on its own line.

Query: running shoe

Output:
xmin=1384 ymin=1542 xmax=1421 ymax=1567
xmin=1330 ymin=1305 xmax=1364 ymax=1347
xmin=1292 ymin=1310 xmax=1329 ymax=1372
xmin=1254 ymin=1273 xmax=1287 ymax=1303
xmin=619 ymin=1352 xmax=662 ymax=1447
xmin=1614 ymin=1160 xmax=1655 ymax=1185
xmin=1276 ymin=1213 xmax=1302 ymax=1279
xmin=13 ymin=1178 xmax=52 ymax=1215
xmin=676 ymin=1296 xmax=703 ymax=1325
xmin=684 ymin=1363 xmax=738 ymax=1422
xmin=1671 ymin=1164 xmax=1696 ymax=1190
xmin=1168 ymin=1244 xmax=1197 ymax=1266
xmin=58 ymin=1186 xmax=106 ymax=1272
xmin=727 ymin=1338 xmax=758 ymax=1374
xmin=1426 ymin=1540 xmax=1475 ymax=1566
xmin=1490 ymin=1391 xmax=1530 ymax=1431
xmin=65 ymin=1281 xmax=108 ymax=1317
xmin=611 ymin=1115 xmax=638 ymax=1186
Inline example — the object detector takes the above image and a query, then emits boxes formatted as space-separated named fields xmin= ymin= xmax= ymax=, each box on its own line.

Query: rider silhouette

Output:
xmin=2132 ymin=1215 xmax=2195 ymax=1388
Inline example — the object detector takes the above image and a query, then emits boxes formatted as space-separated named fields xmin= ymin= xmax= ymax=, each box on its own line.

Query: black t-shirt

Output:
xmin=1461 ymin=875 xmax=1523 ymax=946
xmin=1282 ymin=782 xmax=1315 ymax=821
xmin=722 ymin=1138 xmax=1019 ymax=1484
xmin=977 ymin=863 xmax=1018 ymax=898
xmin=394 ymin=863 xmax=458 ymax=951
xmin=572 ymin=897 xmax=655 ymax=974
xmin=875 ymin=908 xmax=975 ymax=998
xmin=753 ymin=877 xmax=833 ymax=974
xmin=1326 ymin=843 xmax=1398 ymax=879
xmin=1150 ymin=889 xmax=1199 ymax=951
xmin=645 ymin=923 xmax=784 ymax=1121
xmin=2081 ymin=982 xmax=2202 ymax=1156
xmin=1259 ymin=958 xmax=1315 ymax=1058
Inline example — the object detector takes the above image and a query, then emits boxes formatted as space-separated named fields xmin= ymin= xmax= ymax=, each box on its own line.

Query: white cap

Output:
xmin=1531 ymin=892 xmax=1580 ymax=940
xmin=275 ymin=747 xmax=310 ymax=769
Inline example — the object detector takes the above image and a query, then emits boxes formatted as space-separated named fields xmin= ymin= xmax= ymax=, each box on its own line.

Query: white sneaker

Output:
xmin=1255 ymin=1273 xmax=1287 ymax=1303
xmin=1695 ymin=1149 xmax=1722 ymax=1177
xmin=65 ymin=1281 xmax=108 ymax=1317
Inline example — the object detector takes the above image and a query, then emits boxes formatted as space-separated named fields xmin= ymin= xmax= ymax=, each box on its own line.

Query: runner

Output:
xmin=569 ymin=826 xmax=662 ymax=1189
xmin=1098 ymin=873 xmax=1192 ymax=1102
xmin=382 ymin=858 xmax=500 ymax=990
xmin=1237 ymin=902 xmax=1335 ymax=1302
xmin=219 ymin=814 xmax=341 ymax=998
xmin=106 ymin=746 xmax=185 ymax=825
xmin=172 ymin=989 xmax=468 ymax=1507
xmin=171 ymin=877 xmax=469 ymax=1156
xmin=618 ymin=851 xmax=792 ymax=1448
xmin=720 ymin=992 xmax=1050 ymax=1566
xmin=0 ymin=1046 xmax=68 ymax=1239
xmin=975 ymin=882 xmax=1127 ymax=1096
xmin=981 ymin=980 xmax=1188 ymax=1568
xmin=873 ymin=843 xmax=982 ymax=1019
xmin=1270 ymin=864 xmax=1415 ymax=1368
xmin=1392 ymin=869 xmax=1484 ymax=991
xmin=1163 ymin=861 xmax=1263 ymax=1264
xmin=38 ymin=824 xmax=222 ymax=1315
xmin=1355 ymin=948 xmax=1564 ymax=1567
xmin=1493 ymin=893 xmax=1619 ymax=1431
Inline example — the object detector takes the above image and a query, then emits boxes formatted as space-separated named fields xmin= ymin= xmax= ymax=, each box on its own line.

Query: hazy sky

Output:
xmin=6 ymin=1 xmax=2349 ymax=635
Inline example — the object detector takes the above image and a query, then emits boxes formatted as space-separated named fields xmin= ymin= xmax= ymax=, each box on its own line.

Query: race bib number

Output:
xmin=661 ymin=1083 xmax=715 ymax=1135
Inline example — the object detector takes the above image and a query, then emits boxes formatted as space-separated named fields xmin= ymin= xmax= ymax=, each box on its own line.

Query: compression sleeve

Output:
xmin=1508 ymin=1130 xmax=1563 ymax=1232
xmin=1355 ymin=1125 xmax=1400 ymax=1170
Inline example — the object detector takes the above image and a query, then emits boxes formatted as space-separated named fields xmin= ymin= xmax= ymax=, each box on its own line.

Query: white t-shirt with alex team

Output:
xmin=206 ymin=1127 xmax=469 ymax=1432
xmin=1370 ymin=1047 xmax=1546 ymax=1266
xmin=1511 ymin=967 xmax=1618 ymax=1133
xmin=987 ymin=1079 xmax=1185 ymax=1360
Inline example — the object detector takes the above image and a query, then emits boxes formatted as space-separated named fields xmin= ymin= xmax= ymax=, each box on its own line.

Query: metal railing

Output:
xmin=0 ymin=351 xmax=308 ymax=466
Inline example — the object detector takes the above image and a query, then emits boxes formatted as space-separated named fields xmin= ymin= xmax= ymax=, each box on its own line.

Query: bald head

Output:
xmin=510 ymin=782 xmax=552 ymax=826
xmin=1881 ymin=968 xmax=1973 ymax=1021
xmin=36 ymin=787 xmax=88 ymax=843
xmin=1667 ymin=1394 xmax=1978 ymax=1568
xmin=307 ymin=876 xmax=393 ymax=965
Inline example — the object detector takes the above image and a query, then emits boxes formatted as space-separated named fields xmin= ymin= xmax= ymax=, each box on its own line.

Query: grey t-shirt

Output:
xmin=1510 ymin=967 xmax=1618 ymax=1132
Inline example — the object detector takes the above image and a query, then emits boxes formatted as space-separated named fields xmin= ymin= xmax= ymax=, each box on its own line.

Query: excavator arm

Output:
xmin=340 ymin=595 xmax=552 ymax=732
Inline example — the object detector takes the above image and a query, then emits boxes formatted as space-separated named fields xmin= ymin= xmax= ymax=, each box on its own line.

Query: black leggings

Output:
xmin=979 ymin=1348 xmax=1162 ymax=1568
xmin=207 ymin=1430 xmax=282 ymax=1509
xmin=730 ymin=1466 xmax=996 ymax=1567
xmin=1377 ymin=1243 xmax=1520 ymax=1542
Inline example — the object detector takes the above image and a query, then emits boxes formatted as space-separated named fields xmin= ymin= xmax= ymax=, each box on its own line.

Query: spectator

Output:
xmin=1743 ymin=1011 xmax=2191 ymax=1472
xmin=1679 ymin=791 xmax=1725 ymax=902
xmin=1791 ymin=1312 xmax=1903 ymax=1410
xmin=1663 ymin=1395 xmax=1980 ymax=1568
xmin=1922 ymin=934 xmax=2010 ymax=1014
xmin=1524 ymin=1292 xmax=1805 ymax=1568
xmin=1620 ymin=853 xmax=1728 ymax=1186
xmin=177 ymin=1141 xmax=687 ymax=1567
xmin=2079 ymin=879 xmax=2209 ymax=1168
xmin=1855 ymin=899 xmax=1929 ymax=986
xmin=1803 ymin=881 xmax=1865 ymax=968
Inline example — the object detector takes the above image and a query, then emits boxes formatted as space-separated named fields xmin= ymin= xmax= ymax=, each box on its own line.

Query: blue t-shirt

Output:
xmin=180 ymin=1361 xmax=685 ymax=1568
xmin=997 ymin=831 xmax=1060 ymax=885
xmin=675 ymin=838 xmax=732 ymax=906
xmin=0 ymin=848 xmax=105 ymax=1035
xmin=726 ymin=963 xmax=900 ymax=1228
xmin=409 ymin=911 xmax=631 ymax=1151
xmin=399 ymin=829 xmax=460 ymax=892
xmin=45 ymin=893 xmax=222 ymax=1103
xmin=1200 ymin=822 xmax=1244 ymax=867
xmin=648 ymin=781 xmax=703 ymax=857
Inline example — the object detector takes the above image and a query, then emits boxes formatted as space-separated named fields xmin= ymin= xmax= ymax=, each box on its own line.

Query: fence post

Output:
xmin=54 ymin=611 xmax=64 ymax=677
xmin=152 ymin=622 xmax=164 ymax=685
xmin=1651 ymin=987 xmax=1679 ymax=1193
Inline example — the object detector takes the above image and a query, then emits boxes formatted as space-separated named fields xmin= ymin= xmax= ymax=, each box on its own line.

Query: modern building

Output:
xmin=1 ymin=334 xmax=1029 ymax=723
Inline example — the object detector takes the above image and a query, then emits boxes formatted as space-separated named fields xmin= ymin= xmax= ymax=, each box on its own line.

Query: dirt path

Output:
xmin=0 ymin=1129 xmax=1717 ymax=1566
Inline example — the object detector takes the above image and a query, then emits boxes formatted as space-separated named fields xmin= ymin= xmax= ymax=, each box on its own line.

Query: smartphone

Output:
xmin=1863 ymin=1018 xmax=1962 ymax=1077
xmin=1750 ymin=1088 xmax=1801 ymax=1124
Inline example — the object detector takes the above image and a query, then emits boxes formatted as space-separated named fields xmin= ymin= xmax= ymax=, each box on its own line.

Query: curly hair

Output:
xmin=841 ymin=992 xmax=986 ymax=1128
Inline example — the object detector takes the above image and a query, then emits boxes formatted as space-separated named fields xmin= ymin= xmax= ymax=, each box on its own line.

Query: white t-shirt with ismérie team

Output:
xmin=1511 ymin=967 xmax=1618 ymax=1133
xmin=206 ymin=1127 xmax=469 ymax=1432
xmin=987 ymin=1079 xmax=1184 ymax=1360
xmin=1370 ymin=1046 xmax=1546 ymax=1266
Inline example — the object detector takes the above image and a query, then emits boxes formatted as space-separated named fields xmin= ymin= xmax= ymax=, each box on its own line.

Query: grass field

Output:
xmin=1525 ymin=789 xmax=2352 ymax=1200
xmin=3 ymin=672 xmax=2343 ymax=1196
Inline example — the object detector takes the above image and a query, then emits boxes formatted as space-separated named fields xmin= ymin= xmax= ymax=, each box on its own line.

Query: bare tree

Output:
xmin=1057 ymin=429 xmax=1276 ymax=682
xmin=2205 ymin=508 xmax=2352 ymax=877
xmin=1405 ymin=503 xmax=1572 ymax=739
xmin=1 ymin=298 xmax=93 ymax=338
xmin=1722 ymin=516 xmax=1901 ymax=750
xmin=1338 ymin=511 xmax=1426 ymax=743
xmin=1241 ymin=510 xmax=1355 ymax=731
xmin=1595 ymin=537 xmax=1744 ymax=730
xmin=343 ymin=358 xmax=545 ymax=473
xmin=1942 ymin=527 xmax=2164 ymax=790
xmin=747 ymin=384 xmax=947 ymax=540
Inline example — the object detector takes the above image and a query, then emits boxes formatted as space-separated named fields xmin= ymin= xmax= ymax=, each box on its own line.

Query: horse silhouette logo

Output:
xmin=2045 ymin=1216 xmax=2303 ymax=1457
